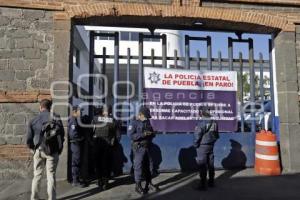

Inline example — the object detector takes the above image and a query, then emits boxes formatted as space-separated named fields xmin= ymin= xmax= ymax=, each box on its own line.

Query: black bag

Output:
xmin=206 ymin=121 xmax=219 ymax=143
xmin=40 ymin=118 xmax=63 ymax=155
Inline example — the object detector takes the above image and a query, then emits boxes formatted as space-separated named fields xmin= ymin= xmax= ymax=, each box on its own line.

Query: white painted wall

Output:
xmin=72 ymin=26 xmax=102 ymax=114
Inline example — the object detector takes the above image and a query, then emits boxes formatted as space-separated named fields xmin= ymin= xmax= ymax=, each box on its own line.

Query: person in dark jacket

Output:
xmin=128 ymin=106 xmax=159 ymax=195
xmin=68 ymin=106 xmax=84 ymax=187
xmin=92 ymin=106 xmax=117 ymax=190
xmin=194 ymin=106 xmax=219 ymax=190
xmin=26 ymin=99 xmax=64 ymax=200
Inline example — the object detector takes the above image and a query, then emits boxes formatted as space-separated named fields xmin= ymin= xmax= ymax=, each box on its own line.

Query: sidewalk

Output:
xmin=1 ymin=169 xmax=300 ymax=200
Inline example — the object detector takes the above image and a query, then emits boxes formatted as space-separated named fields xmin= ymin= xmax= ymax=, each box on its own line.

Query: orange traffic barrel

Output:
xmin=255 ymin=130 xmax=281 ymax=175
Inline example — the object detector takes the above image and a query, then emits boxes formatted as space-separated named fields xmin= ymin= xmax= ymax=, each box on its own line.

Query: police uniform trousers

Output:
xmin=93 ymin=138 xmax=111 ymax=179
xmin=70 ymin=142 xmax=81 ymax=182
xmin=133 ymin=145 xmax=153 ymax=183
xmin=196 ymin=145 xmax=215 ymax=181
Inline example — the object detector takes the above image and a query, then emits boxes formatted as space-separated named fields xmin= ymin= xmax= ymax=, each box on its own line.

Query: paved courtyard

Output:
xmin=1 ymin=169 xmax=300 ymax=200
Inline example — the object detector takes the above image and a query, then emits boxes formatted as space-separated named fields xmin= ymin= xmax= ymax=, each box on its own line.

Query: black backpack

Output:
xmin=40 ymin=118 xmax=63 ymax=155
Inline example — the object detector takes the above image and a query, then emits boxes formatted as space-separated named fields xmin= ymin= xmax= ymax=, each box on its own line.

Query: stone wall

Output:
xmin=274 ymin=31 xmax=300 ymax=172
xmin=296 ymin=25 xmax=300 ymax=97
xmin=0 ymin=7 xmax=54 ymax=144
xmin=0 ymin=7 xmax=54 ymax=179
xmin=0 ymin=7 xmax=54 ymax=92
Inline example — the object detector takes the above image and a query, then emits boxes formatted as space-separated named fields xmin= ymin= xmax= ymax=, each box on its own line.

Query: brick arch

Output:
xmin=56 ymin=2 xmax=294 ymax=32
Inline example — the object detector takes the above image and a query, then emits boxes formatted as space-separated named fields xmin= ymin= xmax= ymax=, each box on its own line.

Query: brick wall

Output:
xmin=62 ymin=2 xmax=293 ymax=31
xmin=0 ymin=0 xmax=299 ymax=32
xmin=214 ymin=0 xmax=300 ymax=6
xmin=0 ymin=145 xmax=31 ymax=160
xmin=0 ymin=145 xmax=32 ymax=179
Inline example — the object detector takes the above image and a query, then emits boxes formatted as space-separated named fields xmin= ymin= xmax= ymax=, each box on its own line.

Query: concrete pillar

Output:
xmin=53 ymin=19 xmax=71 ymax=180
xmin=274 ymin=31 xmax=300 ymax=172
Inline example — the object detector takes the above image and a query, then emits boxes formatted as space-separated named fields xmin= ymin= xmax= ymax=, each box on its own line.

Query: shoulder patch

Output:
xmin=98 ymin=117 xmax=104 ymax=122
xmin=128 ymin=125 xmax=133 ymax=131
xmin=98 ymin=117 xmax=113 ymax=123
xmin=71 ymin=125 xmax=76 ymax=130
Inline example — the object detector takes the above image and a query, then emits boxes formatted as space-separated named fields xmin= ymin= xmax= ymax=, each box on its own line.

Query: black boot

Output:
xmin=102 ymin=178 xmax=109 ymax=190
xmin=145 ymin=181 xmax=158 ymax=194
xmin=198 ymin=179 xmax=207 ymax=191
xmin=97 ymin=178 xmax=103 ymax=190
xmin=208 ymin=178 xmax=215 ymax=188
xmin=148 ymin=182 xmax=160 ymax=192
xmin=135 ymin=182 xmax=145 ymax=195
xmin=72 ymin=179 xmax=85 ymax=188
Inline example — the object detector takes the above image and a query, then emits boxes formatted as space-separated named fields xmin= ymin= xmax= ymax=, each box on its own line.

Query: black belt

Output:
xmin=132 ymin=141 xmax=149 ymax=148
xmin=93 ymin=135 xmax=109 ymax=139
xmin=70 ymin=138 xmax=84 ymax=143
xmin=199 ymin=143 xmax=214 ymax=146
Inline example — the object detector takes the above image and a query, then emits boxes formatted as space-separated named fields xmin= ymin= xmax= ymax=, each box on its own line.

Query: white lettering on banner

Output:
xmin=144 ymin=67 xmax=238 ymax=132
xmin=144 ymin=67 xmax=238 ymax=91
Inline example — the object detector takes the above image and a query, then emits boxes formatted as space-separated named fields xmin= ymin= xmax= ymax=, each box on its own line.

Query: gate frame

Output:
xmin=87 ymin=28 xmax=276 ymax=135
xmin=52 ymin=14 xmax=300 ymax=179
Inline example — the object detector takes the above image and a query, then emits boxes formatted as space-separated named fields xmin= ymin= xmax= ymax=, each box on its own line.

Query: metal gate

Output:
xmin=84 ymin=28 xmax=277 ymax=171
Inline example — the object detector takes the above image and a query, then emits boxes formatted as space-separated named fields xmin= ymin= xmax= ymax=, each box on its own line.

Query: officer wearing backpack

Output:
xmin=26 ymin=99 xmax=65 ymax=200
xmin=68 ymin=106 xmax=84 ymax=187
xmin=92 ymin=106 xmax=117 ymax=191
xmin=194 ymin=106 xmax=219 ymax=191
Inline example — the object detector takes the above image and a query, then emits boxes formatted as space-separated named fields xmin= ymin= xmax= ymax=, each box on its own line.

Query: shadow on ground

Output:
xmin=2 ymin=170 xmax=300 ymax=200
xmin=58 ymin=175 xmax=135 ymax=200
xmin=139 ymin=172 xmax=300 ymax=200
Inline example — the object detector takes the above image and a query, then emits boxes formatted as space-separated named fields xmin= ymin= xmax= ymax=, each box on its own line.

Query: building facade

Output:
xmin=0 ymin=0 xmax=300 ymax=179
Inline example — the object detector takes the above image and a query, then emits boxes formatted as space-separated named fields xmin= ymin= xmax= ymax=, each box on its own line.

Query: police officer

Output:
xmin=128 ymin=106 xmax=159 ymax=195
xmin=80 ymin=113 xmax=94 ymax=186
xmin=194 ymin=106 xmax=219 ymax=190
xmin=68 ymin=106 xmax=84 ymax=187
xmin=92 ymin=106 xmax=117 ymax=190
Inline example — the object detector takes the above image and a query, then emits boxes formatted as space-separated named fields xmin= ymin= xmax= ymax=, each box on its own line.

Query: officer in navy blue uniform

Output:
xmin=194 ymin=106 xmax=219 ymax=190
xmin=128 ymin=106 xmax=159 ymax=195
xmin=68 ymin=106 xmax=84 ymax=187
xmin=92 ymin=106 xmax=117 ymax=191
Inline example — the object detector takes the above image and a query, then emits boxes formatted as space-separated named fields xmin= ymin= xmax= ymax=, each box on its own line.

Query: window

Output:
xmin=152 ymin=33 xmax=161 ymax=42
xmin=73 ymin=47 xmax=80 ymax=68
xmin=121 ymin=32 xmax=130 ymax=40
xmin=142 ymin=33 xmax=161 ymax=42
xmin=131 ymin=32 xmax=139 ymax=41
xmin=100 ymin=33 xmax=109 ymax=40
xmin=143 ymin=35 xmax=151 ymax=42
xmin=98 ymin=31 xmax=115 ymax=40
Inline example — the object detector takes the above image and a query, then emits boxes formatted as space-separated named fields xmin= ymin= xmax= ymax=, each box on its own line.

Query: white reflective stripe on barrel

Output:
xmin=255 ymin=153 xmax=279 ymax=161
xmin=256 ymin=140 xmax=277 ymax=147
